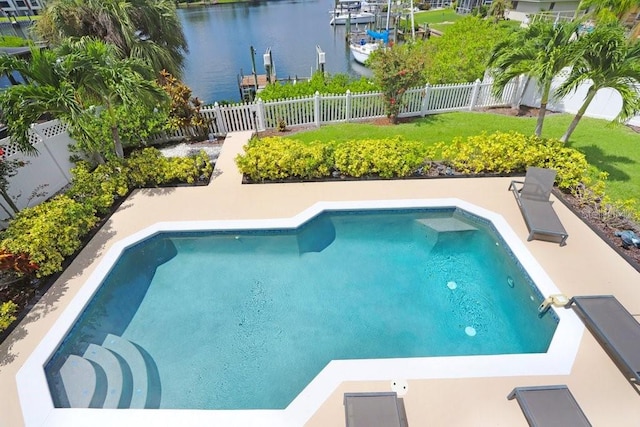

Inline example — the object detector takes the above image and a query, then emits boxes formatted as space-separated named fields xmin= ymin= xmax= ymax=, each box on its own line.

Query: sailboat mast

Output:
xmin=410 ymin=0 xmax=415 ymax=39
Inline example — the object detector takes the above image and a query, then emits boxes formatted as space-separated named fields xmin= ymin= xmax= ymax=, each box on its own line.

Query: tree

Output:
xmin=369 ymin=43 xmax=426 ymax=124
xmin=488 ymin=20 xmax=582 ymax=137
xmin=0 ymin=39 xmax=169 ymax=161
xmin=556 ymin=23 xmax=640 ymax=142
xmin=34 ymin=0 xmax=187 ymax=77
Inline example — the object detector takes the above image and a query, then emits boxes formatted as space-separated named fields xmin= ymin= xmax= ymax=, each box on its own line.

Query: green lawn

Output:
xmin=285 ymin=111 xmax=640 ymax=205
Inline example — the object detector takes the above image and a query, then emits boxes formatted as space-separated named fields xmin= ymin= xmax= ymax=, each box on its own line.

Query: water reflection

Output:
xmin=178 ymin=0 xmax=369 ymax=103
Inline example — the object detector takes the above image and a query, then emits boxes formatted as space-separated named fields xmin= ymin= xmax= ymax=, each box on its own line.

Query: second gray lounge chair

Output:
xmin=566 ymin=295 xmax=640 ymax=385
xmin=508 ymin=385 xmax=591 ymax=426
xmin=344 ymin=392 xmax=408 ymax=427
xmin=509 ymin=167 xmax=568 ymax=246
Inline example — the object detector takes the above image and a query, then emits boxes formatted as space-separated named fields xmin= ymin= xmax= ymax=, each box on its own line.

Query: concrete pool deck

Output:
xmin=1 ymin=130 xmax=640 ymax=426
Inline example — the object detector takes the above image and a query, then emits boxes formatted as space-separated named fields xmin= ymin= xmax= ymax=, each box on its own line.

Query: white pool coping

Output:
xmin=17 ymin=199 xmax=584 ymax=427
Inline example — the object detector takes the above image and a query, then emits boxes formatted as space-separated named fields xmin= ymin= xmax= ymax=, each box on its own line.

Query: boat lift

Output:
xmin=238 ymin=46 xmax=276 ymax=102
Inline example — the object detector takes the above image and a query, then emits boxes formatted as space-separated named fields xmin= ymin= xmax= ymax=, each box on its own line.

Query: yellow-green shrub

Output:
xmin=164 ymin=150 xmax=213 ymax=184
xmin=0 ymin=300 xmax=18 ymax=333
xmin=67 ymin=161 xmax=130 ymax=215
xmin=334 ymin=137 xmax=427 ymax=178
xmin=235 ymin=137 xmax=333 ymax=181
xmin=0 ymin=195 xmax=99 ymax=277
xmin=433 ymin=131 xmax=588 ymax=191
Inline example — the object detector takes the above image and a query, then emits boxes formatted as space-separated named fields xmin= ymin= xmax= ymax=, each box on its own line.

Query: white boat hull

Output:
xmin=349 ymin=42 xmax=379 ymax=64
xmin=330 ymin=12 xmax=376 ymax=25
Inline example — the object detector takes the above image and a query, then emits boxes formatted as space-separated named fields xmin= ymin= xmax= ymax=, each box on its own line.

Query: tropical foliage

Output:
xmin=0 ymin=39 xmax=169 ymax=161
xmin=158 ymin=70 xmax=209 ymax=137
xmin=34 ymin=0 xmax=187 ymax=77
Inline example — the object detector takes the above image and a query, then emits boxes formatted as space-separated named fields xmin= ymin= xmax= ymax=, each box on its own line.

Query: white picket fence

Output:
xmin=150 ymin=79 xmax=520 ymax=142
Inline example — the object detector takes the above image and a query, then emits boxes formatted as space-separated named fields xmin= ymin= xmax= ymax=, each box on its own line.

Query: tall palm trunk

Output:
xmin=111 ymin=125 xmax=124 ymax=158
xmin=560 ymin=88 xmax=597 ymax=143
xmin=534 ymin=81 xmax=552 ymax=137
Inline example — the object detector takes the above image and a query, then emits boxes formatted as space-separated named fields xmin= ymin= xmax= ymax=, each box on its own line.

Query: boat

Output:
xmin=349 ymin=29 xmax=388 ymax=64
xmin=348 ymin=0 xmax=390 ymax=65
xmin=330 ymin=11 xmax=376 ymax=25
xmin=334 ymin=0 xmax=362 ymax=12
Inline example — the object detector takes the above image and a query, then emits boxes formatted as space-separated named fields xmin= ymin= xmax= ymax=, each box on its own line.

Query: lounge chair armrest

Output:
xmin=508 ymin=179 xmax=525 ymax=192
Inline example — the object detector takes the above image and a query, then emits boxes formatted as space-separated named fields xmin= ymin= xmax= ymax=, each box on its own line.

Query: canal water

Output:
xmin=178 ymin=0 xmax=372 ymax=104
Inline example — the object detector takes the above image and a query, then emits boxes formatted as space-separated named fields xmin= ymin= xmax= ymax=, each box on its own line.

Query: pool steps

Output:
xmin=58 ymin=334 xmax=149 ymax=409
xmin=83 ymin=344 xmax=124 ymax=408
xmin=103 ymin=334 xmax=148 ymax=409
xmin=59 ymin=355 xmax=97 ymax=408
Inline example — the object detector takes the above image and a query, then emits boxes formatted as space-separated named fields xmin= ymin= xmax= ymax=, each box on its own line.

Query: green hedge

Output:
xmin=431 ymin=132 xmax=589 ymax=190
xmin=334 ymin=137 xmax=428 ymax=178
xmin=236 ymin=136 xmax=429 ymax=181
xmin=235 ymin=137 xmax=333 ymax=181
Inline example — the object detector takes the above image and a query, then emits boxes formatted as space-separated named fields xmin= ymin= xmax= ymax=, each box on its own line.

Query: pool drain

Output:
xmin=447 ymin=281 xmax=457 ymax=290
xmin=465 ymin=326 xmax=477 ymax=337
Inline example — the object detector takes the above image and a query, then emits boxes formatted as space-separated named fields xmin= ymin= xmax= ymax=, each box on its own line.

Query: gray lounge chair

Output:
xmin=509 ymin=167 xmax=568 ymax=246
xmin=566 ymin=295 xmax=640 ymax=385
xmin=508 ymin=385 xmax=591 ymax=427
xmin=344 ymin=392 xmax=408 ymax=427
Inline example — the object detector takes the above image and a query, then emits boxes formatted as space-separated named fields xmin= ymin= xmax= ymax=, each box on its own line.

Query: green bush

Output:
xmin=164 ymin=150 xmax=214 ymax=184
xmin=334 ymin=137 xmax=427 ymax=178
xmin=235 ymin=137 xmax=333 ymax=181
xmin=0 ymin=195 xmax=99 ymax=277
xmin=0 ymin=300 xmax=18 ymax=333
xmin=431 ymin=131 xmax=589 ymax=190
xmin=257 ymin=72 xmax=379 ymax=101
xmin=67 ymin=161 xmax=130 ymax=215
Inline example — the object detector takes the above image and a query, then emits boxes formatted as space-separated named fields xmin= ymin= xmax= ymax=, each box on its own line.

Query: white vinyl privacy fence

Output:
xmin=0 ymin=120 xmax=75 ymax=223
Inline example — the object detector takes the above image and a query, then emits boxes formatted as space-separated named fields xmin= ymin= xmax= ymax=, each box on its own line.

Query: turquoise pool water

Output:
xmin=45 ymin=208 xmax=557 ymax=410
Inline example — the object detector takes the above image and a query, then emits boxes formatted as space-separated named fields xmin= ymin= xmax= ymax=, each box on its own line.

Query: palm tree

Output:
xmin=58 ymin=38 xmax=168 ymax=158
xmin=0 ymin=39 xmax=168 ymax=160
xmin=34 ymin=0 xmax=187 ymax=77
xmin=488 ymin=20 xmax=582 ymax=137
xmin=556 ymin=23 xmax=640 ymax=142
xmin=0 ymin=47 xmax=85 ymax=153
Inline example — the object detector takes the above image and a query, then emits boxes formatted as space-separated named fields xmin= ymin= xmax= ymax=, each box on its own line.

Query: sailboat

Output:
xmin=348 ymin=0 xmax=391 ymax=64
xmin=349 ymin=29 xmax=389 ymax=64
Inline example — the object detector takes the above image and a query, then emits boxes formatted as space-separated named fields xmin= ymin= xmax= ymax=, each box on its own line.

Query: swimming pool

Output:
xmin=18 ymin=199 xmax=584 ymax=427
